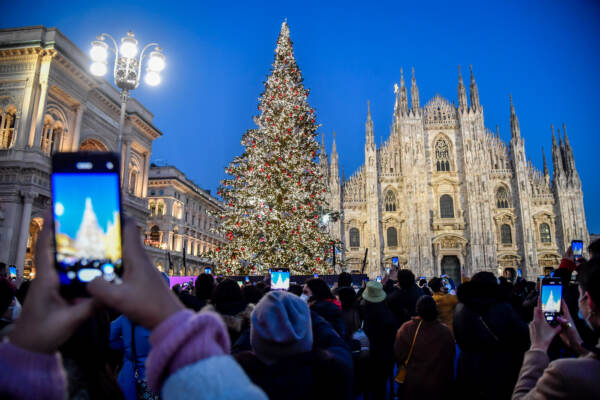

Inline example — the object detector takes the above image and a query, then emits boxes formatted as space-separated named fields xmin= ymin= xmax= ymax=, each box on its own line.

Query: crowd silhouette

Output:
xmin=0 ymin=215 xmax=599 ymax=399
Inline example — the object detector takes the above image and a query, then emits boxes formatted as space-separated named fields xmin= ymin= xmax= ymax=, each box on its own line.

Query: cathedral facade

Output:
xmin=321 ymin=67 xmax=588 ymax=281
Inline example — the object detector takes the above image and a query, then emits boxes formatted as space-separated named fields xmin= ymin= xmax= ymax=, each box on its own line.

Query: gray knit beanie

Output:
xmin=250 ymin=290 xmax=313 ymax=364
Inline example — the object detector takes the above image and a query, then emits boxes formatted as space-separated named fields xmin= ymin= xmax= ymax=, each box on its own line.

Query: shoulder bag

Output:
xmin=395 ymin=319 xmax=423 ymax=384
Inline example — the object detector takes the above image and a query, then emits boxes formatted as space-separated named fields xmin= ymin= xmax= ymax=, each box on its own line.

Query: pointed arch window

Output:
xmin=435 ymin=138 xmax=451 ymax=171
xmin=501 ymin=224 xmax=512 ymax=244
xmin=387 ymin=227 xmax=398 ymax=247
xmin=440 ymin=194 xmax=454 ymax=218
xmin=385 ymin=190 xmax=397 ymax=212
xmin=349 ymin=228 xmax=360 ymax=248
xmin=496 ymin=187 xmax=510 ymax=208
xmin=540 ymin=223 xmax=551 ymax=243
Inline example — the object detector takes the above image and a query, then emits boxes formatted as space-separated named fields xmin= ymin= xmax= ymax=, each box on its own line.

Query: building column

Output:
xmin=141 ymin=152 xmax=150 ymax=198
xmin=70 ymin=104 xmax=86 ymax=151
xmin=30 ymin=53 xmax=54 ymax=149
xmin=15 ymin=192 xmax=36 ymax=277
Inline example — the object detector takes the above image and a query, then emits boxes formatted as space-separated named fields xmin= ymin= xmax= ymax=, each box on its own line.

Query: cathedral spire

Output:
xmin=496 ymin=125 xmax=500 ymax=137
xmin=510 ymin=94 xmax=521 ymax=139
xmin=399 ymin=68 xmax=408 ymax=115
xmin=366 ymin=100 xmax=375 ymax=149
xmin=331 ymin=130 xmax=337 ymax=155
xmin=562 ymin=123 xmax=578 ymax=180
xmin=330 ymin=130 xmax=339 ymax=184
xmin=319 ymin=133 xmax=329 ymax=179
xmin=410 ymin=67 xmax=420 ymax=111
xmin=542 ymin=146 xmax=549 ymax=184
xmin=457 ymin=65 xmax=468 ymax=111
xmin=551 ymin=124 xmax=564 ymax=180
xmin=469 ymin=65 xmax=480 ymax=111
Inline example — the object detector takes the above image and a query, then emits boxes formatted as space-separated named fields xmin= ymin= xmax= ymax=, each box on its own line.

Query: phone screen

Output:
xmin=237 ymin=281 xmax=243 ymax=287
xmin=386 ymin=267 xmax=390 ymax=274
xmin=313 ymin=273 xmax=319 ymax=278
xmin=376 ymin=276 xmax=382 ymax=282
xmin=8 ymin=266 xmax=17 ymax=279
xmin=52 ymin=153 xmax=123 ymax=296
xmin=572 ymin=240 xmax=583 ymax=259
xmin=392 ymin=257 xmax=399 ymax=267
xmin=271 ymin=268 xmax=290 ymax=290
xmin=245 ymin=276 xmax=250 ymax=282
xmin=204 ymin=267 xmax=212 ymax=274
xmin=541 ymin=278 xmax=562 ymax=325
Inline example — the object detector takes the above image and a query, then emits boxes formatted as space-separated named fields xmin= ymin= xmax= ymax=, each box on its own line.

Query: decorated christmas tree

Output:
xmin=210 ymin=21 xmax=338 ymax=275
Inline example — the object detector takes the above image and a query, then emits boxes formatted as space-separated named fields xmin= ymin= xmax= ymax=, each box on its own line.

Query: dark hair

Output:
xmin=306 ymin=278 xmax=334 ymax=301
xmin=578 ymin=258 xmax=600 ymax=306
xmin=255 ymin=281 xmax=268 ymax=294
xmin=0 ymin=263 xmax=6 ymax=277
xmin=429 ymin=277 xmax=443 ymax=293
xmin=553 ymin=268 xmax=572 ymax=287
xmin=212 ymin=279 xmax=243 ymax=305
xmin=588 ymin=238 xmax=600 ymax=259
xmin=416 ymin=295 xmax=438 ymax=321
xmin=337 ymin=286 xmax=357 ymax=311
xmin=241 ymin=285 xmax=264 ymax=304
xmin=337 ymin=272 xmax=353 ymax=288
xmin=397 ymin=269 xmax=415 ymax=289
xmin=0 ymin=278 xmax=15 ymax=315
xmin=195 ymin=273 xmax=215 ymax=300
xmin=288 ymin=283 xmax=303 ymax=296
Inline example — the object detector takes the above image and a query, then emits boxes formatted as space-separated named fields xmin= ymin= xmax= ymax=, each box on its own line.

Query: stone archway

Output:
xmin=441 ymin=255 xmax=461 ymax=286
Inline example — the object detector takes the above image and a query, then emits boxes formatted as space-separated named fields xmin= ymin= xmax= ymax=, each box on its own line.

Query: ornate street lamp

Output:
xmin=89 ymin=31 xmax=165 ymax=157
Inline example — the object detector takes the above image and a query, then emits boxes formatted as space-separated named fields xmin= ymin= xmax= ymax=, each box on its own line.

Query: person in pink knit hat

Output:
xmin=0 ymin=212 xmax=267 ymax=400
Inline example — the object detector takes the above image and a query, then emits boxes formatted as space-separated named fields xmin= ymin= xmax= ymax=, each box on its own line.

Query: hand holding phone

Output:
xmin=541 ymin=278 xmax=562 ymax=326
xmin=571 ymin=240 xmax=583 ymax=260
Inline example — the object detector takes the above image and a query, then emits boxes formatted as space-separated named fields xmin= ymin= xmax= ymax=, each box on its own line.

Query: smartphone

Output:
xmin=363 ymin=276 xmax=369 ymax=282
xmin=8 ymin=266 xmax=17 ymax=279
xmin=385 ymin=267 xmax=390 ymax=274
xmin=245 ymin=276 xmax=250 ymax=283
xmin=204 ymin=267 xmax=212 ymax=274
xmin=517 ymin=269 xmax=522 ymax=278
xmin=392 ymin=257 xmax=399 ymax=267
xmin=51 ymin=152 xmax=123 ymax=298
xmin=541 ymin=277 xmax=562 ymax=326
xmin=376 ymin=276 xmax=382 ymax=282
xmin=313 ymin=273 xmax=319 ymax=278
xmin=572 ymin=240 xmax=583 ymax=260
xmin=237 ymin=281 xmax=243 ymax=287
xmin=271 ymin=268 xmax=290 ymax=290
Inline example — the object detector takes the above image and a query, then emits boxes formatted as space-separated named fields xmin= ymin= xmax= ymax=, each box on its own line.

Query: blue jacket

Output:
xmin=110 ymin=315 xmax=152 ymax=400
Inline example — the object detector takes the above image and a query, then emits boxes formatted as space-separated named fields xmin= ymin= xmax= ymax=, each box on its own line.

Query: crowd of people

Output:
xmin=0 ymin=217 xmax=599 ymax=399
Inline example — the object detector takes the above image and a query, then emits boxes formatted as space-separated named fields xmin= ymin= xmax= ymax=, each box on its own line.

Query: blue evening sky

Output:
xmin=52 ymin=173 xmax=120 ymax=238
xmin=4 ymin=1 xmax=600 ymax=232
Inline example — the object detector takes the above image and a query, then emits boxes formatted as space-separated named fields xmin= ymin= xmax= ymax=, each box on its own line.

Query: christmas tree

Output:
xmin=210 ymin=21 xmax=337 ymax=275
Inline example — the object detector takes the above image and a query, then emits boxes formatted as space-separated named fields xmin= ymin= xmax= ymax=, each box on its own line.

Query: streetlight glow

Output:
xmin=90 ymin=61 xmax=107 ymax=76
xmin=90 ymin=40 xmax=108 ymax=62
xmin=145 ymin=70 xmax=161 ymax=86
xmin=120 ymin=34 xmax=138 ymax=58
xmin=148 ymin=50 xmax=166 ymax=72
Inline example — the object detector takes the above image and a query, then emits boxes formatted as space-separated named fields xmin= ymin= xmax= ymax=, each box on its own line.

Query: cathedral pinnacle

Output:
xmin=411 ymin=67 xmax=420 ymax=110
xmin=366 ymin=100 xmax=374 ymax=147
xmin=542 ymin=146 xmax=549 ymax=183
xmin=331 ymin=130 xmax=337 ymax=155
xmin=457 ymin=65 xmax=468 ymax=110
xmin=469 ymin=64 xmax=480 ymax=111
xmin=509 ymin=94 xmax=521 ymax=139
xmin=398 ymin=68 xmax=408 ymax=115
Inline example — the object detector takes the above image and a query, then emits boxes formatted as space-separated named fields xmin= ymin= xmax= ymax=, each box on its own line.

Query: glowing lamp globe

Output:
xmin=148 ymin=50 xmax=166 ymax=72
xmin=90 ymin=61 xmax=107 ymax=77
xmin=90 ymin=40 xmax=108 ymax=62
xmin=120 ymin=34 xmax=138 ymax=58
xmin=145 ymin=70 xmax=161 ymax=86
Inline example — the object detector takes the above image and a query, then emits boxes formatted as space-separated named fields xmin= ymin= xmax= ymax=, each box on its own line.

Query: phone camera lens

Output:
xmin=106 ymin=162 xmax=114 ymax=170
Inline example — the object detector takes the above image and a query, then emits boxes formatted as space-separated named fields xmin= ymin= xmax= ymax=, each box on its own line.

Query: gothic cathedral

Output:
xmin=321 ymin=66 xmax=588 ymax=282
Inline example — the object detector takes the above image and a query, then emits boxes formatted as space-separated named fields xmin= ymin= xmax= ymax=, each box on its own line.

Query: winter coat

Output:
xmin=234 ymin=311 xmax=353 ymax=400
xmin=512 ymin=341 xmax=600 ymax=399
xmin=109 ymin=315 xmax=152 ymax=400
xmin=386 ymin=284 xmax=424 ymax=324
xmin=202 ymin=302 xmax=254 ymax=345
xmin=310 ymin=299 xmax=347 ymax=339
xmin=453 ymin=282 xmax=529 ymax=400
xmin=394 ymin=318 xmax=455 ymax=399
xmin=432 ymin=292 xmax=458 ymax=336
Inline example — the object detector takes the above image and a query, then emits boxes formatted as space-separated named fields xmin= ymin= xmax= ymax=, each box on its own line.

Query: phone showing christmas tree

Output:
xmin=541 ymin=277 xmax=562 ymax=326
xmin=51 ymin=152 xmax=123 ymax=298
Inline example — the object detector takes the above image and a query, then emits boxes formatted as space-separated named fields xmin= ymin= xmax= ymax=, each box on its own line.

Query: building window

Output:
xmin=41 ymin=116 xmax=63 ymax=154
xmin=385 ymin=190 xmax=396 ymax=212
xmin=349 ymin=228 xmax=360 ymax=248
xmin=496 ymin=187 xmax=510 ymax=208
xmin=387 ymin=227 xmax=398 ymax=247
xmin=150 ymin=225 xmax=160 ymax=242
xmin=501 ymin=224 xmax=512 ymax=244
xmin=440 ymin=194 xmax=454 ymax=218
xmin=0 ymin=108 xmax=16 ymax=149
xmin=159 ymin=190 xmax=164 ymax=195
xmin=128 ymin=167 xmax=139 ymax=195
xmin=150 ymin=189 xmax=156 ymax=196
xmin=149 ymin=201 xmax=156 ymax=216
xmin=434 ymin=138 xmax=451 ymax=171
xmin=157 ymin=201 xmax=165 ymax=216
xmin=540 ymin=223 xmax=551 ymax=243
